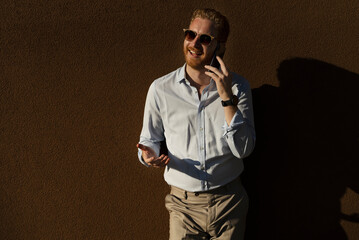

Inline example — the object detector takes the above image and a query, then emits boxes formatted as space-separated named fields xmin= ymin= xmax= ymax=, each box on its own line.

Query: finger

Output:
xmin=216 ymin=56 xmax=229 ymax=75
xmin=204 ymin=65 xmax=221 ymax=75
xmin=151 ymin=154 xmax=168 ymax=166
xmin=156 ymin=156 xmax=170 ymax=167
xmin=151 ymin=154 xmax=165 ymax=166
xmin=151 ymin=164 xmax=161 ymax=168
xmin=204 ymin=65 xmax=224 ymax=79
xmin=161 ymin=156 xmax=169 ymax=165
xmin=204 ymin=70 xmax=224 ymax=82
xmin=164 ymin=156 xmax=170 ymax=165
xmin=151 ymin=157 xmax=165 ymax=168
xmin=204 ymin=70 xmax=217 ymax=80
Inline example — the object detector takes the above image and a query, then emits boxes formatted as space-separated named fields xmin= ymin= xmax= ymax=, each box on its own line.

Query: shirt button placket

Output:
xmin=199 ymin=105 xmax=206 ymax=190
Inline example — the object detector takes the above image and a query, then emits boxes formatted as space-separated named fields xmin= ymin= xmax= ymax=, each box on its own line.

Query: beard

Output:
xmin=183 ymin=46 xmax=213 ymax=70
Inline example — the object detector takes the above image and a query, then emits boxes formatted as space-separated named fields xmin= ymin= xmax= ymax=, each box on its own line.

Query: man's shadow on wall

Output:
xmin=243 ymin=58 xmax=359 ymax=240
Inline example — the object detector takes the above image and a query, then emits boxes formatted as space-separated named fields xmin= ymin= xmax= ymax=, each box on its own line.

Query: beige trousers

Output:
xmin=165 ymin=178 xmax=249 ymax=240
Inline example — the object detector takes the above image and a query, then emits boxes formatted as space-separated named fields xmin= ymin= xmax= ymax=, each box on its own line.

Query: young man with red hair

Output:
xmin=137 ymin=8 xmax=255 ymax=239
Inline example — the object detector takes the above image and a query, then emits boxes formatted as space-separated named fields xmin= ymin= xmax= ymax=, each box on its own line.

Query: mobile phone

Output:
xmin=208 ymin=45 xmax=223 ymax=72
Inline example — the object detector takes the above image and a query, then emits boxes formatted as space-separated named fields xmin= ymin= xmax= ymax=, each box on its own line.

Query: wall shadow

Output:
xmin=242 ymin=58 xmax=359 ymax=240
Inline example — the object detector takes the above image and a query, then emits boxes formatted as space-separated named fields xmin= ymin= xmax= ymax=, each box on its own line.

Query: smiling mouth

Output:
xmin=189 ymin=49 xmax=203 ymax=57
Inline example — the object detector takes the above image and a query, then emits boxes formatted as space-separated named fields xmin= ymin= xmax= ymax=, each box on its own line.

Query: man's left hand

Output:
xmin=204 ymin=56 xmax=233 ymax=100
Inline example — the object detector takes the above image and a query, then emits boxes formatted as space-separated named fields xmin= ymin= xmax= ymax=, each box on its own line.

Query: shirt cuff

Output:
xmin=222 ymin=109 xmax=245 ymax=137
xmin=138 ymin=149 xmax=150 ymax=167
xmin=137 ymin=141 xmax=160 ymax=167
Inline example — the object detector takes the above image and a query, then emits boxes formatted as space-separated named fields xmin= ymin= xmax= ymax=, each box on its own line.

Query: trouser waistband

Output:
xmin=170 ymin=177 xmax=242 ymax=199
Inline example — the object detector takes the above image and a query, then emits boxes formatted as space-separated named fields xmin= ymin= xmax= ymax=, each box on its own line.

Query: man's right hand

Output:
xmin=136 ymin=143 xmax=170 ymax=168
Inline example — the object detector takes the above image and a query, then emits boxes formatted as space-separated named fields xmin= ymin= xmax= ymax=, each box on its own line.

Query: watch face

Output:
xmin=221 ymin=95 xmax=238 ymax=106
xmin=221 ymin=99 xmax=230 ymax=106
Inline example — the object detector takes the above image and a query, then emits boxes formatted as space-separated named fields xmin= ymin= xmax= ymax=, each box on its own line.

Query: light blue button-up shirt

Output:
xmin=138 ymin=64 xmax=255 ymax=192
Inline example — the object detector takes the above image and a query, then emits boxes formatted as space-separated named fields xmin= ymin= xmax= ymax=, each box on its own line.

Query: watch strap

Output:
xmin=221 ymin=95 xmax=238 ymax=107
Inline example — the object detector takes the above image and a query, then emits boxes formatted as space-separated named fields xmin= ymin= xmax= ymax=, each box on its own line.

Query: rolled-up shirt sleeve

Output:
xmin=222 ymin=81 xmax=256 ymax=159
xmin=138 ymin=81 xmax=164 ymax=166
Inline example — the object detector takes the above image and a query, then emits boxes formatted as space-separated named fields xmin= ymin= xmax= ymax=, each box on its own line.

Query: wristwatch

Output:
xmin=221 ymin=95 xmax=239 ymax=107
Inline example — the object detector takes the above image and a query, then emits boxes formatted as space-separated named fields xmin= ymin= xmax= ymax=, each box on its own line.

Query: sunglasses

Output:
xmin=183 ymin=29 xmax=215 ymax=46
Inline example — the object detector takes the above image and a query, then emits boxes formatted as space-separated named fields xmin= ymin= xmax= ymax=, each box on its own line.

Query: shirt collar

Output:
xmin=176 ymin=64 xmax=187 ymax=83
xmin=175 ymin=64 xmax=217 ymax=91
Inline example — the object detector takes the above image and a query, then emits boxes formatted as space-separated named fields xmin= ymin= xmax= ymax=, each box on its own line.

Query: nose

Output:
xmin=192 ymin=35 xmax=202 ymax=48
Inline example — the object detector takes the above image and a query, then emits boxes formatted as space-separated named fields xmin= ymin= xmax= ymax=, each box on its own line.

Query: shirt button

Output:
xmin=200 ymin=147 xmax=204 ymax=151
xmin=200 ymin=128 xmax=203 ymax=131
xmin=201 ymin=166 xmax=205 ymax=170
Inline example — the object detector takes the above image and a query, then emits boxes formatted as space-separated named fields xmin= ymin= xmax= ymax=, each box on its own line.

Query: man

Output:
xmin=137 ymin=8 xmax=255 ymax=240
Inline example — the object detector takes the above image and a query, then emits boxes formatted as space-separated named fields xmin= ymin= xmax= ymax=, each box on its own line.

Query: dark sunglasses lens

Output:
xmin=200 ymin=35 xmax=212 ymax=45
xmin=184 ymin=30 xmax=196 ymax=41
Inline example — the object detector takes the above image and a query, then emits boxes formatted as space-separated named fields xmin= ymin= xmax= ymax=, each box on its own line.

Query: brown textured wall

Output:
xmin=1 ymin=1 xmax=358 ymax=239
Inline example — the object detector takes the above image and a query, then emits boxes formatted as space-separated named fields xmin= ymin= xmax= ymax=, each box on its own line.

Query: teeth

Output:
xmin=189 ymin=50 xmax=202 ymax=55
